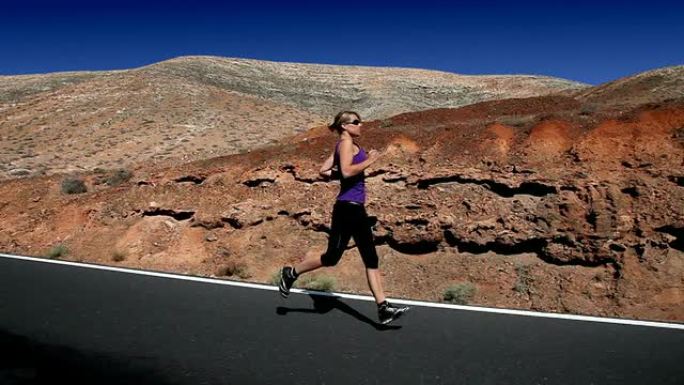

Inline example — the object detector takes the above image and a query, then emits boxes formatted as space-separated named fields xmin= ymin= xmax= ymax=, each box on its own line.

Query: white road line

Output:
xmin=2 ymin=252 xmax=683 ymax=330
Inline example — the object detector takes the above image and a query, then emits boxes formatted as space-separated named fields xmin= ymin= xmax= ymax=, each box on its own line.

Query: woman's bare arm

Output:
xmin=339 ymin=139 xmax=380 ymax=178
xmin=319 ymin=148 xmax=336 ymax=177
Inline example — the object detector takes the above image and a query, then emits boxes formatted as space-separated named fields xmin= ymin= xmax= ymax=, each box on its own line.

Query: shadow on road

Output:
xmin=276 ymin=294 xmax=402 ymax=331
xmin=0 ymin=329 xmax=172 ymax=385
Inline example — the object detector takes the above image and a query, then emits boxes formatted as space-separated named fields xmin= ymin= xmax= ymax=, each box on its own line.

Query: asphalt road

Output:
xmin=1 ymin=255 xmax=683 ymax=385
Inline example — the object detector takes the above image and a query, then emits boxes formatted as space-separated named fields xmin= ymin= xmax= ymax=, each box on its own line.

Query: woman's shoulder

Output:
xmin=336 ymin=138 xmax=360 ymax=154
xmin=336 ymin=138 xmax=353 ymax=149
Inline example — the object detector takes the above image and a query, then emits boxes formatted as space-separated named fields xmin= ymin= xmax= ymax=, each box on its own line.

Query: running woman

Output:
xmin=279 ymin=111 xmax=409 ymax=325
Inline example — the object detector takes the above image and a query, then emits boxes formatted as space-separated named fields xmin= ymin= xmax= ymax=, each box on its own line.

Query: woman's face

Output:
xmin=342 ymin=116 xmax=362 ymax=137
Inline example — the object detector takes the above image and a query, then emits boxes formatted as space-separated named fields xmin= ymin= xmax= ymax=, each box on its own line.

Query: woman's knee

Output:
xmin=320 ymin=252 xmax=342 ymax=267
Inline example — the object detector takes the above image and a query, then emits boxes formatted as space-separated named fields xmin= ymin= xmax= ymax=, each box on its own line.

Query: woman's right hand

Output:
xmin=367 ymin=149 xmax=382 ymax=163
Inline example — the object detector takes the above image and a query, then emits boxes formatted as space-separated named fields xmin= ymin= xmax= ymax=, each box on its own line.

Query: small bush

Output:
xmin=112 ymin=250 xmax=126 ymax=262
xmin=106 ymin=168 xmax=133 ymax=186
xmin=61 ymin=178 xmax=87 ymax=194
xmin=579 ymin=104 xmax=597 ymax=116
xmin=498 ymin=115 xmax=535 ymax=128
xmin=443 ymin=282 xmax=476 ymax=305
xmin=47 ymin=244 xmax=69 ymax=259
xmin=216 ymin=261 xmax=251 ymax=279
xmin=380 ymin=119 xmax=393 ymax=128
xmin=297 ymin=275 xmax=336 ymax=292
xmin=513 ymin=263 xmax=533 ymax=295
xmin=270 ymin=269 xmax=282 ymax=286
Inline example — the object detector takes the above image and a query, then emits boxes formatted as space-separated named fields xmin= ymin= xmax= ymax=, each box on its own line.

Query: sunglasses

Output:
xmin=345 ymin=119 xmax=362 ymax=125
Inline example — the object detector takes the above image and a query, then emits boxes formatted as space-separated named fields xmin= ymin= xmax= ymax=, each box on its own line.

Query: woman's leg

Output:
xmin=352 ymin=208 xmax=387 ymax=304
xmin=359 ymin=237 xmax=408 ymax=324
xmin=294 ymin=252 xmax=324 ymax=275
xmin=295 ymin=202 xmax=351 ymax=276
xmin=351 ymin=206 xmax=409 ymax=324
xmin=365 ymin=268 xmax=386 ymax=304
xmin=279 ymin=204 xmax=350 ymax=298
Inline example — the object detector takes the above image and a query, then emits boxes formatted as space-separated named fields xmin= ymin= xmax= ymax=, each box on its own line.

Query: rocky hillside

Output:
xmin=145 ymin=56 xmax=587 ymax=119
xmin=574 ymin=65 xmax=684 ymax=107
xmin=1 ymin=60 xmax=683 ymax=322
xmin=1 ymin=89 xmax=682 ymax=322
xmin=0 ymin=56 xmax=587 ymax=180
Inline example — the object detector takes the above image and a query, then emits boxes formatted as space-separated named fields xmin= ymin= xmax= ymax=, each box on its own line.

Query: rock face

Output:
xmin=0 ymin=56 xmax=586 ymax=180
xmin=0 ymin=62 xmax=683 ymax=322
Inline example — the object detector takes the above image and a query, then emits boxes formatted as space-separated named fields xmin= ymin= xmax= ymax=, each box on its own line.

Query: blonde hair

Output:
xmin=328 ymin=111 xmax=360 ymax=133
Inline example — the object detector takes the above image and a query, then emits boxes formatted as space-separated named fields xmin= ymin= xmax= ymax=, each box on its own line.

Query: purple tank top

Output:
xmin=334 ymin=140 xmax=367 ymax=204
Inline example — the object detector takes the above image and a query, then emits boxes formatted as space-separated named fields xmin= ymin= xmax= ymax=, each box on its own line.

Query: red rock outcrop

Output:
xmin=1 ymin=93 xmax=682 ymax=322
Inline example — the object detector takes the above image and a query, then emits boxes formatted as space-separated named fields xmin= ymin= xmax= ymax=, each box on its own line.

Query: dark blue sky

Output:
xmin=2 ymin=0 xmax=683 ymax=84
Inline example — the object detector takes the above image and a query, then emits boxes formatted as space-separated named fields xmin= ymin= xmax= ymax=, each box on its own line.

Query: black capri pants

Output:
xmin=320 ymin=200 xmax=379 ymax=269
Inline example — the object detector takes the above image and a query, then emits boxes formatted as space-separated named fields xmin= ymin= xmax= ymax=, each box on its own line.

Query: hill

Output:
xmin=0 ymin=56 xmax=587 ymax=180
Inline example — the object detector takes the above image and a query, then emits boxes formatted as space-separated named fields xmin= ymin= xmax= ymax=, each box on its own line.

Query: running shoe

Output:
xmin=279 ymin=266 xmax=297 ymax=298
xmin=378 ymin=302 xmax=409 ymax=325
